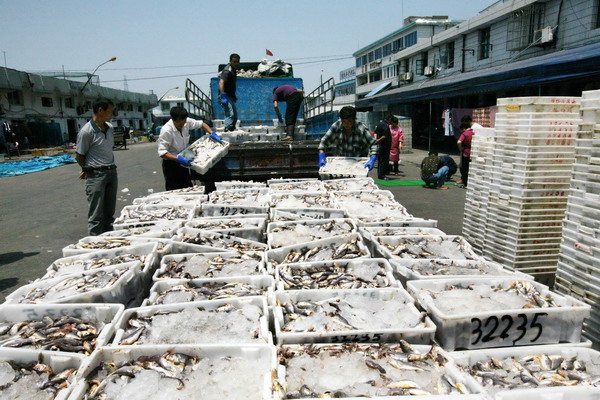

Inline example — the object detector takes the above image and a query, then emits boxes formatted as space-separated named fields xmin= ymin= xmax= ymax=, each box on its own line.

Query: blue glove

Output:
xmin=220 ymin=93 xmax=228 ymax=106
xmin=365 ymin=155 xmax=377 ymax=171
xmin=175 ymin=155 xmax=193 ymax=167
xmin=319 ymin=153 xmax=327 ymax=168
xmin=277 ymin=114 xmax=284 ymax=124
xmin=210 ymin=132 xmax=223 ymax=143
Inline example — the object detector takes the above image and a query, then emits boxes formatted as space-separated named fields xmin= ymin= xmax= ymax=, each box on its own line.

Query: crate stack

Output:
xmin=554 ymin=88 xmax=600 ymax=347
xmin=474 ymin=97 xmax=581 ymax=280
xmin=462 ymin=127 xmax=496 ymax=252
xmin=398 ymin=116 xmax=413 ymax=153
xmin=472 ymin=106 xmax=492 ymax=127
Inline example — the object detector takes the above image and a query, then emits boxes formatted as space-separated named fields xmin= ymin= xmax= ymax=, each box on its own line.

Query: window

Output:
xmin=398 ymin=59 xmax=409 ymax=74
xmin=374 ymin=47 xmax=383 ymax=59
xmin=382 ymin=65 xmax=396 ymax=79
xmin=64 ymin=97 xmax=74 ymax=108
xmin=127 ymin=104 xmax=134 ymax=112
xmin=41 ymin=97 xmax=53 ymax=107
xmin=356 ymin=57 xmax=362 ymax=68
xmin=7 ymin=91 xmax=23 ymax=105
xmin=382 ymin=43 xmax=392 ymax=57
xmin=507 ymin=3 xmax=546 ymax=50
xmin=595 ymin=0 xmax=600 ymax=29
xmin=361 ymin=55 xmax=367 ymax=66
xmin=176 ymin=102 xmax=184 ymax=108
xmin=161 ymin=102 xmax=170 ymax=111
xmin=392 ymin=38 xmax=404 ymax=52
xmin=405 ymin=32 xmax=417 ymax=47
xmin=368 ymin=52 xmax=375 ymax=62
xmin=369 ymin=70 xmax=381 ymax=82
xmin=479 ymin=27 xmax=491 ymax=60
xmin=415 ymin=53 xmax=427 ymax=75
xmin=138 ymin=105 xmax=143 ymax=112
xmin=447 ymin=41 xmax=455 ymax=68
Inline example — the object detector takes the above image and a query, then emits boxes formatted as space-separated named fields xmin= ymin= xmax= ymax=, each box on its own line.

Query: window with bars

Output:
xmin=374 ymin=47 xmax=383 ymax=59
xmin=447 ymin=41 xmax=455 ymax=68
xmin=507 ymin=3 xmax=546 ymax=50
xmin=479 ymin=27 xmax=491 ymax=60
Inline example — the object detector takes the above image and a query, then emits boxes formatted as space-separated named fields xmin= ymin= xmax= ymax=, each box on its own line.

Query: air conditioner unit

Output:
xmin=534 ymin=26 xmax=554 ymax=44
xmin=424 ymin=66 xmax=435 ymax=76
xmin=400 ymin=72 xmax=413 ymax=82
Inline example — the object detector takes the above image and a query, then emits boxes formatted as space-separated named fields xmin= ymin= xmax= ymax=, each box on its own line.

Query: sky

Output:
xmin=1 ymin=0 xmax=496 ymax=98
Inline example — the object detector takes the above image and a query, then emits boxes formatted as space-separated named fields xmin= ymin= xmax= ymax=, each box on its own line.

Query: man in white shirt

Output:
xmin=157 ymin=106 xmax=222 ymax=190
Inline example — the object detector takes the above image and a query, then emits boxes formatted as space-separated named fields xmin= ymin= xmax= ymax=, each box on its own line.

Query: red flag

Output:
xmin=266 ymin=49 xmax=273 ymax=56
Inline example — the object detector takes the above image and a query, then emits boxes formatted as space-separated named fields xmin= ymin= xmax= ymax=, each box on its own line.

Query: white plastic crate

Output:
xmin=112 ymin=218 xmax=184 ymax=231
xmin=185 ymin=215 xmax=267 ymax=242
xmin=267 ymin=218 xmax=357 ymax=249
xmin=268 ymin=180 xmax=325 ymax=193
xmin=269 ymin=207 xmax=346 ymax=221
xmin=172 ymin=227 xmax=268 ymax=252
xmin=0 ymin=303 xmax=123 ymax=354
xmin=112 ymin=297 xmax=271 ymax=345
xmin=374 ymin=235 xmax=479 ymax=261
xmin=98 ymin=224 xmax=177 ymax=239
xmin=451 ymin=345 xmax=600 ymax=400
xmin=0 ymin=347 xmax=85 ymax=400
xmin=274 ymin=258 xmax=398 ymax=291
xmin=114 ymin=203 xmax=197 ymax=224
xmin=154 ymin=251 xmax=268 ymax=281
xmin=68 ymin=344 xmax=276 ymax=400
xmin=214 ymin=180 xmax=267 ymax=190
xmin=144 ymin=275 xmax=275 ymax=306
xmin=270 ymin=192 xmax=337 ymax=210
xmin=4 ymin=263 xmax=142 ymax=305
xmin=178 ymin=135 xmax=230 ymax=175
xmin=319 ymin=156 xmax=369 ymax=179
xmin=360 ymin=226 xmax=446 ymax=237
xmin=496 ymin=96 xmax=580 ymax=113
xmin=278 ymin=343 xmax=483 ymax=399
xmin=43 ymin=242 xmax=158 ymax=281
xmin=356 ymin=216 xmax=438 ymax=228
xmin=132 ymin=193 xmax=207 ymax=206
xmin=273 ymin=288 xmax=436 ymax=345
xmin=322 ymin=177 xmax=378 ymax=192
xmin=390 ymin=259 xmax=531 ymax=287
xmin=407 ymin=277 xmax=590 ymax=350
xmin=266 ymin=233 xmax=370 ymax=269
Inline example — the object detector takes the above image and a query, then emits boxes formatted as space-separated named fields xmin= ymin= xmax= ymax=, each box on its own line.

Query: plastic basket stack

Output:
xmin=554 ymin=88 xmax=600 ymax=348
xmin=462 ymin=127 xmax=496 ymax=252
xmin=464 ymin=97 xmax=581 ymax=280
xmin=398 ymin=116 xmax=413 ymax=153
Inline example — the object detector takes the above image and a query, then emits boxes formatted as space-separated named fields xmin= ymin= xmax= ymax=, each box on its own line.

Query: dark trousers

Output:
xmin=162 ymin=159 xmax=192 ymax=191
xmin=377 ymin=151 xmax=390 ymax=179
xmin=460 ymin=156 xmax=471 ymax=186
xmin=284 ymin=92 xmax=303 ymax=127
xmin=85 ymin=169 xmax=118 ymax=235
xmin=392 ymin=162 xmax=399 ymax=173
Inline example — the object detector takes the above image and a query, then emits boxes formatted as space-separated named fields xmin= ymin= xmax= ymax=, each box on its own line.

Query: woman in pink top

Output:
xmin=389 ymin=116 xmax=404 ymax=174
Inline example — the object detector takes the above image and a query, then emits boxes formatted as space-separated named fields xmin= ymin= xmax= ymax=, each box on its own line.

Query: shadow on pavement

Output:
xmin=0 ymin=251 xmax=40 ymax=265
xmin=0 ymin=277 xmax=19 ymax=292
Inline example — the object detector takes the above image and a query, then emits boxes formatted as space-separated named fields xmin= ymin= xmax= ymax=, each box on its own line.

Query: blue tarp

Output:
xmin=0 ymin=154 xmax=76 ymax=177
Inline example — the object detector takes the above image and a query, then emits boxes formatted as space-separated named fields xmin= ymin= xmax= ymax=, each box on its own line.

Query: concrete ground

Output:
xmin=0 ymin=142 xmax=465 ymax=301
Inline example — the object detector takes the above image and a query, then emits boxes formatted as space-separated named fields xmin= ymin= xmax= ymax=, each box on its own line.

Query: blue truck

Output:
xmin=185 ymin=61 xmax=337 ymax=181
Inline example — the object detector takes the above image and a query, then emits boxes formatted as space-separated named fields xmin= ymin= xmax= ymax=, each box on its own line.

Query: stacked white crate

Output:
xmin=398 ymin=116 xmax=412 ymax=153
xmin=480 ymin=97 xmax=581 ymax=280
xmin=554 ymin=88 xmax=600 ymax=348
xmin=462 ymin=127 xmax=495 ymax=252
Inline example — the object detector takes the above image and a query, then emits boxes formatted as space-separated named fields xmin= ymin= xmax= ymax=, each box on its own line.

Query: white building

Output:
xmin=0 ymin=67 xmax=157 ymax=147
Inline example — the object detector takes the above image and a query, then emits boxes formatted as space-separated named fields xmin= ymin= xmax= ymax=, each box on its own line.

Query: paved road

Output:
xmin=0 ymin=142 xmax=465 ymax=301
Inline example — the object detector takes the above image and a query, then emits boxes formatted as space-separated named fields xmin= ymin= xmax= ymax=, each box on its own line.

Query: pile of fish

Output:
xmin=180 ymin=232 xmax=265 ymax=252
xmin=270 ymin=193 xmax=336 ymax=209
xmin=280 ymin=343 xmax=472 ymax=397
xmin=278 ymin=261 xmax=391 ymax=290
xmin=0 ymin=315 xmax=100 ymax=354
xmin=208 ymin=189 xmax=269 ymax=205
xmin=378 ymin=236 xmax=477 ymax=260
xmin=185 ymin=136 xmax=227 ymax=167
xmin=148 ymin=281 xmax=268 ymax=305
xmin=271 ymin=238 xmax=367 ymax=266
xmin=118 ymin=205 xmax=193 ymax=222
xmin=134 ymin=194 xmax=203 ymax=206
xmin=278 ymin=292 xmax=425 ymax=333
xmin=395 ymin=259 xmax=512 ymax=278
xmin=268 ymin=219 xmax=355 ymax=248
xmin=269 ymin=181 xmax=324 ymax=193
xmin=319 ymin=157 xmax=369 ymax=177
xmin=331 ymin=191 xmax=412 ymax=221
xmin=424 ymin=280 xmax=558 ymax=315
xmin=158 ymin=253 xmax=264 ymax=279
xmin=43 ymin=253 xmax=144 ymax=280
xmin=322 ymin=178 xmax=378 ymax=192
xmin=187 ymin=218 xmax=262 ymax=231
xmin=71 ymin=238 xmax=132 ymax=250
xmin=0 ymin=360 xmax=76 ymax=399
xmin=162 ymin=185 xmax=204 ymax=194
xmin=83 ymin=351 xmax=269 ymax=400
xmin=12 ymin=267 xmax=130 ymax=304
xmin=462 ymin=352 xmax=600 ymax=393
xmin=119 ymin=303 xmax=264 ymax=345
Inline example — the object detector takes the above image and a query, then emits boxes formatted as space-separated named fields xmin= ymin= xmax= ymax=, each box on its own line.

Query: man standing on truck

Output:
xmin=219 ymin=53 xmax=240 ymax=132
xmin=272 ymin=85 xmax=304 ymax=140
xmin=318 ymin=106 xmax=378 ymax=171
xmin=157 ymin=106 xmax=222 ymax=191
xmin=75 ymin=98 xmax=118 ymax=236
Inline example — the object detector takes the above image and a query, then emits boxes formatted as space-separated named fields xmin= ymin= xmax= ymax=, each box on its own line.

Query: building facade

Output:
xmin=0 ymin=67 xmax=157 ymax=147
xmin=333 ymin=67 xmax=357 ymax=109
xmin=352 ymin=0 xmax=600 ymax=146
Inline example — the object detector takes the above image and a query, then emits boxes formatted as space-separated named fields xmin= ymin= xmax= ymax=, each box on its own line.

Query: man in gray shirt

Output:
xmin=76 ymin=98 xmax=118 ymax=235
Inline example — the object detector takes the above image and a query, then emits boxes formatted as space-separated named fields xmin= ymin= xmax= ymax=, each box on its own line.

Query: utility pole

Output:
xmin=2 ymin=51 xmax=6 ymax=68
xmin=124 ymin=75 xmax=129 ymax=91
